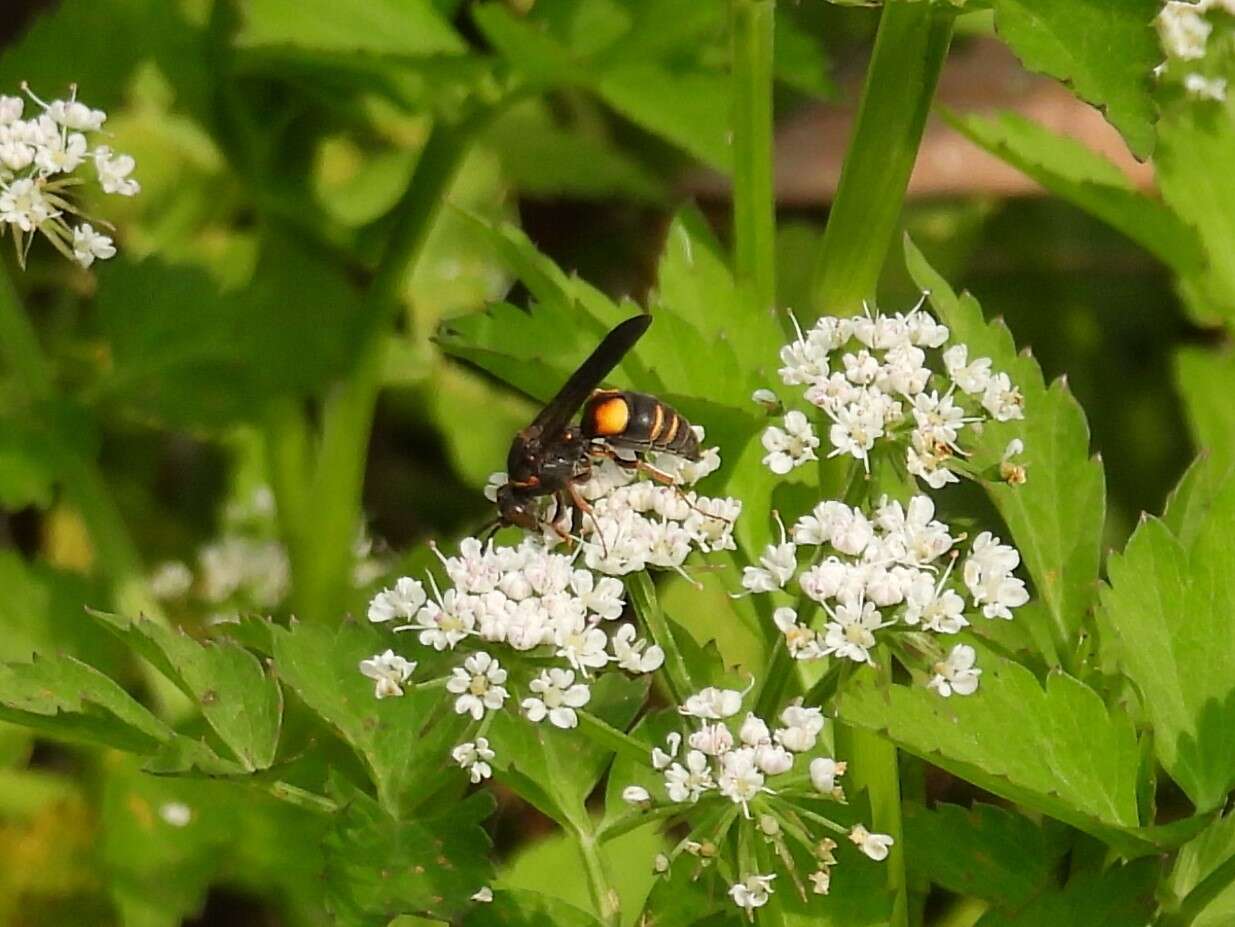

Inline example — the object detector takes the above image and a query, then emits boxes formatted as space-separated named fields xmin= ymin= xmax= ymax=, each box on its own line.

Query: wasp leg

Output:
xmin=591 ymin=445 xmax=732 ymax=525
xmin=568 ymin=481 xmax=609 ymax=558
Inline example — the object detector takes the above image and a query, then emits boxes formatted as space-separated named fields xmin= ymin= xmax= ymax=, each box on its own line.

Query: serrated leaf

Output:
xmin=0 ymin=653 xmax=172 ymax=753
xmin=946 ymin=109 xmax=1202 ymax=275
xmin=462 ymin=889 xmax=600 ymax=927
xmin=488 ymin=673 xmax=647 ymax=828
xmin=906 ymin=237 xmax=1105 ymax=664
xmin=94 ymin=611 xmax=282 ymax=771
xmin=271 ymin=620 xmax=462 ymax=815
xmin=836 ymin=643 xmax=1142 ymax=845
xmin=1175 ymin=348 xmax=1235 ymax=476
xmin=989 ymin=0 xmax=1160 ymax=158
xmin=1102 ymin=474 xmax=1235 ymax=812
xmin=324 ymin=788 xmax=494 ymax=925
xmin=1166 ymin=811 xmax=1235 ymax=926
xmin=237 ymin=0 xmax=464 ymax=56
xmin=1162 ymin=454 xmax=1235 ymax=549
xmin=975 ymin=858 xmax=1159 ymax=927
xmin=1156 ymin=95 xmax=1235 ymax=323
xmin=903 ymin=803 xmax=1070 ymax=909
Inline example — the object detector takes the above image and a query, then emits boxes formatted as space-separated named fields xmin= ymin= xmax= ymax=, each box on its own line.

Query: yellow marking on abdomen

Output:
xmin=662 ymin=413 xmax=680 ymax=446
xmin=649 ymin=403 xmax=665 ymax=442
xmin=592 ymin=397 xmax=630 ymax=436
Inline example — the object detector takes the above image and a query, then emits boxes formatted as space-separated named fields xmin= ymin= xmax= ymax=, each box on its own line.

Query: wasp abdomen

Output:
xmin=582 ymin=390 xmax=700 ymax=460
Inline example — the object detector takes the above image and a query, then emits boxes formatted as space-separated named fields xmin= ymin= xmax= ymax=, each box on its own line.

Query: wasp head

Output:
xmin=497 ymin=483 xmax=543 ymax=531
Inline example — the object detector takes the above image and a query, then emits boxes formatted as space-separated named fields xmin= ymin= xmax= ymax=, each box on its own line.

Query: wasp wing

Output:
xmin=530 ymin=314 xmax=652 ymax=437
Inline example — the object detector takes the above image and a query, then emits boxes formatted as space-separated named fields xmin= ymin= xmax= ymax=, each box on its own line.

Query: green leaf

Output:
xmin=1155 ymin=91 xmax=1235 ymax=323
xmin=93 ymin=611 xmax=282 ymax=771
xmin=96 ymin=238 xmax=367 ymax=429
xmin=0 ymin=653 xmax=171 ymax=753
xmin=271 ymin=620 xmax=461 ymax=815
xmin=0 ymin=552 xmax=117 ymax=667
xmin=463 ymin=889 xmax=600 ymax=927
xmin=988 ymin=0 xmax=1160 ymax=158
xmin=1165 ymin=812 xmax=1235 ymax=927
xmin=903 ymin=803 xmax=1070 ymax=909
xmin=906 ymin=237 xmax=1106 ymax=665
xmin=835 ymin=644 xmax=1143 ymax=844
xmin=236 ymin=0 xmax=464 ymax=55
xmin=1162 ymin=454 xmax=1235 ymax=550
xmin=975 ymin=858 xmax=1159 ymax=927
xmin=488 ymin=673 xmax=647 ymax=828
xmin=0 ymin=416 xmax=58 ymax=509
xmin=596 ymin=63 xmax=733 ymax=172
xmin=1102 ymin=474 xmax=1235 ymax=811
xmin=1175 ymin=348 xmax=1235 ymax=476
xmin=324 ymin=789 xmax=494 ymax=925
xmin=946 ymin=109 xmax=1202 ymax=276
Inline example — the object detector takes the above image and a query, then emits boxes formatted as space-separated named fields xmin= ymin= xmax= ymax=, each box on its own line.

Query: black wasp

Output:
xmin=494 ymin=314 xmax=700 ymax=537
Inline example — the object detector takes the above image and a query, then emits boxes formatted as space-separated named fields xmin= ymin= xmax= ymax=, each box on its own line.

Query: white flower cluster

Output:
xmin=362 ymin=536 xmax=669 ymax=784
xmin=766 ymin=301 xmax=1023 ymax=488
xmin=1158 ymin=1 xmax=1233 ymax=100
xmin=149 ymin=486 xmax=386 ymax=621
xmin=0 ymin=85 xmax=139 ymax=267
xmin=486 ymin=428 xmax=742 ymax=579
xmin=625 ymin=684 xmax=890 ymax=919
xmin=742 ymin=496 xmax=1027 ymax=694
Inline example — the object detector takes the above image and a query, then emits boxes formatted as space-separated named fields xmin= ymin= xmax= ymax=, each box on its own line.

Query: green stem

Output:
xmin=730 ymin=0 xmax=776 ymax=316
xmin=577 ymin=829 xmax=621 ymax=927
xmin=835 ymin=654 xmax=907 ymax=927
xmin=0 ymin=264 xmax=51 ymax=398
xmin=293 ymin=114 xmax=487 ymax=622
xmin=809 ymin=1 xmax=954 ymax=318
xmin=627 ymin=572 xmax=692 ymax=705
xmin=577 ymin=709 xmax=651 ymax=765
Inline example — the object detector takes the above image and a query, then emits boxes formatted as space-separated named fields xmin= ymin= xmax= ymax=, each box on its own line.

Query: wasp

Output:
xmin=495 ymin=314 xmax=700 ymax=536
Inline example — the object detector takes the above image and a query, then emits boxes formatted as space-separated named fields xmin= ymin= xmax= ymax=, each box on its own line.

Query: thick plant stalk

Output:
xmin=731 ymin=0 xmax=777 ymax=318
xmin=290 ymin=116 xmax=486 ymax=623
xmin=809 ymin=1 xmax=954 ymax=318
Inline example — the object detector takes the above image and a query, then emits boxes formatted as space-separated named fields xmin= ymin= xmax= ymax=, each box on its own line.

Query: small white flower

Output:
xmin=368 ymin=576 xmax=427 ymax=623
xmin=822 ymin=598 xmax=884 ymax=663
xmin=523 ymin=668 xmax=590 ymax=729
xmin=741 ymin=540 xmax=797 ymax=593
xmin=729 ymin=873 xmax=775 ymax=915
xmin=718 ymin=747 xmax=766 ymax=815
xmin=411 ymin=589 xmax=475 ymax=650
xmin=761 ymin=411 xmax=819 ymax=474
xmin=359 ymin=649 xmax=416 ymax=699
xmin=158 ymin=802 xmax=192 ymax=827
xmin=928 ymin=644 xmax=982 ymax=697
xmin=652 ymin=731 xmax=681 ymax=770
xmin=0 ymin=178 xmax=54 ymax=231
xmin=46 ymin=97 xmax=106 ymax=131
xmin=471 ymin=886 xmax=494 ymax=903
xmin=775 ymin=702 xmax=825 ymax=753
xmin=679 ymin=686 xmax=744 ymax=719
xmin=664 ymin=749 xmax=714 ymax=802
xmin=751 ymin=388 xmax=780 ymax=410
xmin=1184 ymin=72 xmax=1227 ymax=100
xmin=981 ymin=372 xmax=1024 ymax=422
xmin=70 ymin=222 xmax=116 ymax=268
xmin=809 ymin=868 xmax=831 ymax=895
xmin=753 ymin=742 xmax=794 ymax=775
xmin=1159 ymin=1 xmax=1212 ymax=59
xmin=94 ymin=145 xmax=140 ymax=196
xmin=622 ymin=785 xmax=651 ymax=805
xmin=850 ymin=824 xmax=894 ymax=861
xmin=689 ymin=722 xmax=735 ymax=756
xmin=809 ymin=757 xmax=847 ymax=795
xmin=452 ymin=737 xmax=496 ymax=783
xmin=942 ymin=344 xmax=992 ymax=395
xmin=446 ymin=652 xmax=509 ymax=720
xmin=148 ymin=560 xmax=193 ymax=599
xmin=554 ymin=613 xmax=611 ymax=675
xmin=611 ymin=623 xmax=665 ymax=674
xmin=739 ymin=712 xmax=771 ymax=746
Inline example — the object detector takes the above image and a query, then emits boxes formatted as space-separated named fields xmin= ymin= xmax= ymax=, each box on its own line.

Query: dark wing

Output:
xmin=530 ymin=314 xmax=652 ymax=437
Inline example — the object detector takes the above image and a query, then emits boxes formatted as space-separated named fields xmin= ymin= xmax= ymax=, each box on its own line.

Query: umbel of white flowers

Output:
xmin=617 ymin=683 xmax=892 ymax=920
xmin=0 ymin=84 xmax=140 ymax=267
xmin=1157 ymin=0 xmax=1235 ymax=101
xmin=740 ymin=495 xmax=1027 ymax=696
xmin=761 ymin=299 xmax=1024 ymax=488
